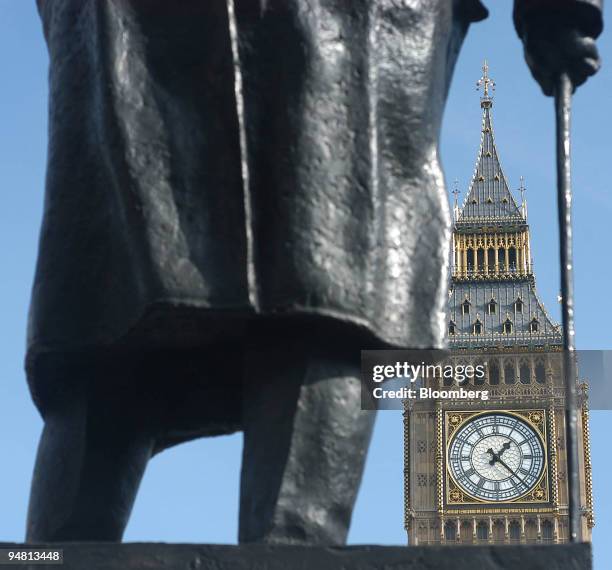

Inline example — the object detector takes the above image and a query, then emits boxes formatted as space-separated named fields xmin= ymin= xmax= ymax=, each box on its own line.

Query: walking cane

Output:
xmin=554 ymin=72 xmax=581 ymax=542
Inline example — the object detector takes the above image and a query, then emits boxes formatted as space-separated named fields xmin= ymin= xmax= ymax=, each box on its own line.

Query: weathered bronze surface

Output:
xmin=27 ymin=0 xmax=601 ymax=544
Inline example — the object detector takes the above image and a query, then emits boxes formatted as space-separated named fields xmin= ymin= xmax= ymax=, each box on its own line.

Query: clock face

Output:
xmin=448 ymin=412 xmax=545 ymax=502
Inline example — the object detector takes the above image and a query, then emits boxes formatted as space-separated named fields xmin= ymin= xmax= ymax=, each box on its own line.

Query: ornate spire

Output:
xmin=476 ymin=59 xmax=495 ymax=109
xmin=457 ymin=61 xmax=523 ymax=224
xmin=448 ymin=61 xmax=560 ymax=349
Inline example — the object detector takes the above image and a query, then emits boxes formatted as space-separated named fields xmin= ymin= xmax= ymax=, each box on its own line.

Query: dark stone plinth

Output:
xmin=0 ymin=543 xmax=591 ymax=570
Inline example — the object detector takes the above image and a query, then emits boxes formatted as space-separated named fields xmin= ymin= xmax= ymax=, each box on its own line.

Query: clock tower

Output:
xmin=403 ymin=62 xmax=594 ymax=545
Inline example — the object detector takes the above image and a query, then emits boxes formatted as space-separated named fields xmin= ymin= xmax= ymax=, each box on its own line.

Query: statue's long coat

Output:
xmin=28 ymin=0 xmax=602 ymax=420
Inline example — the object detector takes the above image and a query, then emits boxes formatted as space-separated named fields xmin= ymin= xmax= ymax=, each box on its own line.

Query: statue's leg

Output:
xmin=239 ymin=329 xmax=376 ymax=545
xmin=26 ymin=358 xmax=155 ymax=542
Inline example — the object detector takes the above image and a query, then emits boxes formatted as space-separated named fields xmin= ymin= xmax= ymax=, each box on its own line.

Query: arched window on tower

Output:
xmin=503 ymin=318 xmax=513 ymax=334
xmin=448 ymin=320 xmax=456 ymax=336
xmin=535 ymin=362 xmax=546 ymax=384
xmin=493 ymin=520 xmax=505 ymax=542
xmin=467 ymin=249 xmax=474 ymax=272
xmin=477 ymin=521 xmax=489 ymax=541
xmin=477 ymin=249 xmax=485 ymax=271
xmin=460 ymin=520 xmax=473 ymax=543
xmin=542 ymin=520 xmax=554 ymax=541
xmin=462 ymin=299 xmax=471 ymax=315
xmin=472 ymin=318 xmax=483 ymax=335
xmin=515 ymin=297 xmax=524 ymax=313
xmin=525 ymin=519 xmax=538 ymax=543
xmin=504 ymin=361 xmax=515 ymax=384
xmin=509 ymin=520 xmax=521 ymax=541
xmin=488 ymin=360 xmax=500 ymax=385
xmin=444 ymin=521 xmax=457 ymax=541
xmin=520 ymin=362 xmax=531 ymax=384
xmin=530 ymin=318 xmax=539 ymax=333
xmin=487 ymin=248 xmax=496 ymax=273
xmin=488 ymin=298 xmax=497 ymax=315
xmin=508 ymin=247 xmax=517 ymax=271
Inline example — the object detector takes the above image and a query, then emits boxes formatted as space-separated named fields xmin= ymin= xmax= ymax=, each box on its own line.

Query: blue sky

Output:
xmin=0 ymin=1 xmax=610 ymax=567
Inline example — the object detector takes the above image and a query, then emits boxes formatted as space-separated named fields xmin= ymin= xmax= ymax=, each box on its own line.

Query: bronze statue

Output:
xmin=27 ymin=0 xmax=601 ymax=544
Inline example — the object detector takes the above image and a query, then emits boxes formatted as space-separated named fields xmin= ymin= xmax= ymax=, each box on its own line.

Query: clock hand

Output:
xmin=497 ymin=441 xmax=511 ymax=458
xmin=497 ymin=456 xmax=526 ymax=486
xmin=487 ymin=447 xmax=499 ymax=466
xmin=488 ymin=441 xmax=512 ymax=465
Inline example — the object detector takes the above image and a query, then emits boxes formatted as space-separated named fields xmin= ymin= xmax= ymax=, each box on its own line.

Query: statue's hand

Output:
xmin=521 ymin=24 xmax=600 ymax=96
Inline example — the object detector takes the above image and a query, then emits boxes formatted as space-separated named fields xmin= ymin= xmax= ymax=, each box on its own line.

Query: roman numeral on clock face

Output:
xmin=491 ymin=416 xmax=498 ymax=434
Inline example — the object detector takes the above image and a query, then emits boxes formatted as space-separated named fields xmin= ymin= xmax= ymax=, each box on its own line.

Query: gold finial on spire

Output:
xmin=452 ymin=179 xmax=460 ymax=206
xmin=519 ymin=176 xmax=526 ymax=202
xmin=452 ymin=179 xmax=460 ymax=220
xmin=519 ymin=176 xmax=527 ymax=218
xmin=476 ymin=60 xmax=495 ymax=108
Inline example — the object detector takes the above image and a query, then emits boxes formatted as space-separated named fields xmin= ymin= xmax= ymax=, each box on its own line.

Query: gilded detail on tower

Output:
xmin=403 ymin=62 xmax=593 ymax=546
